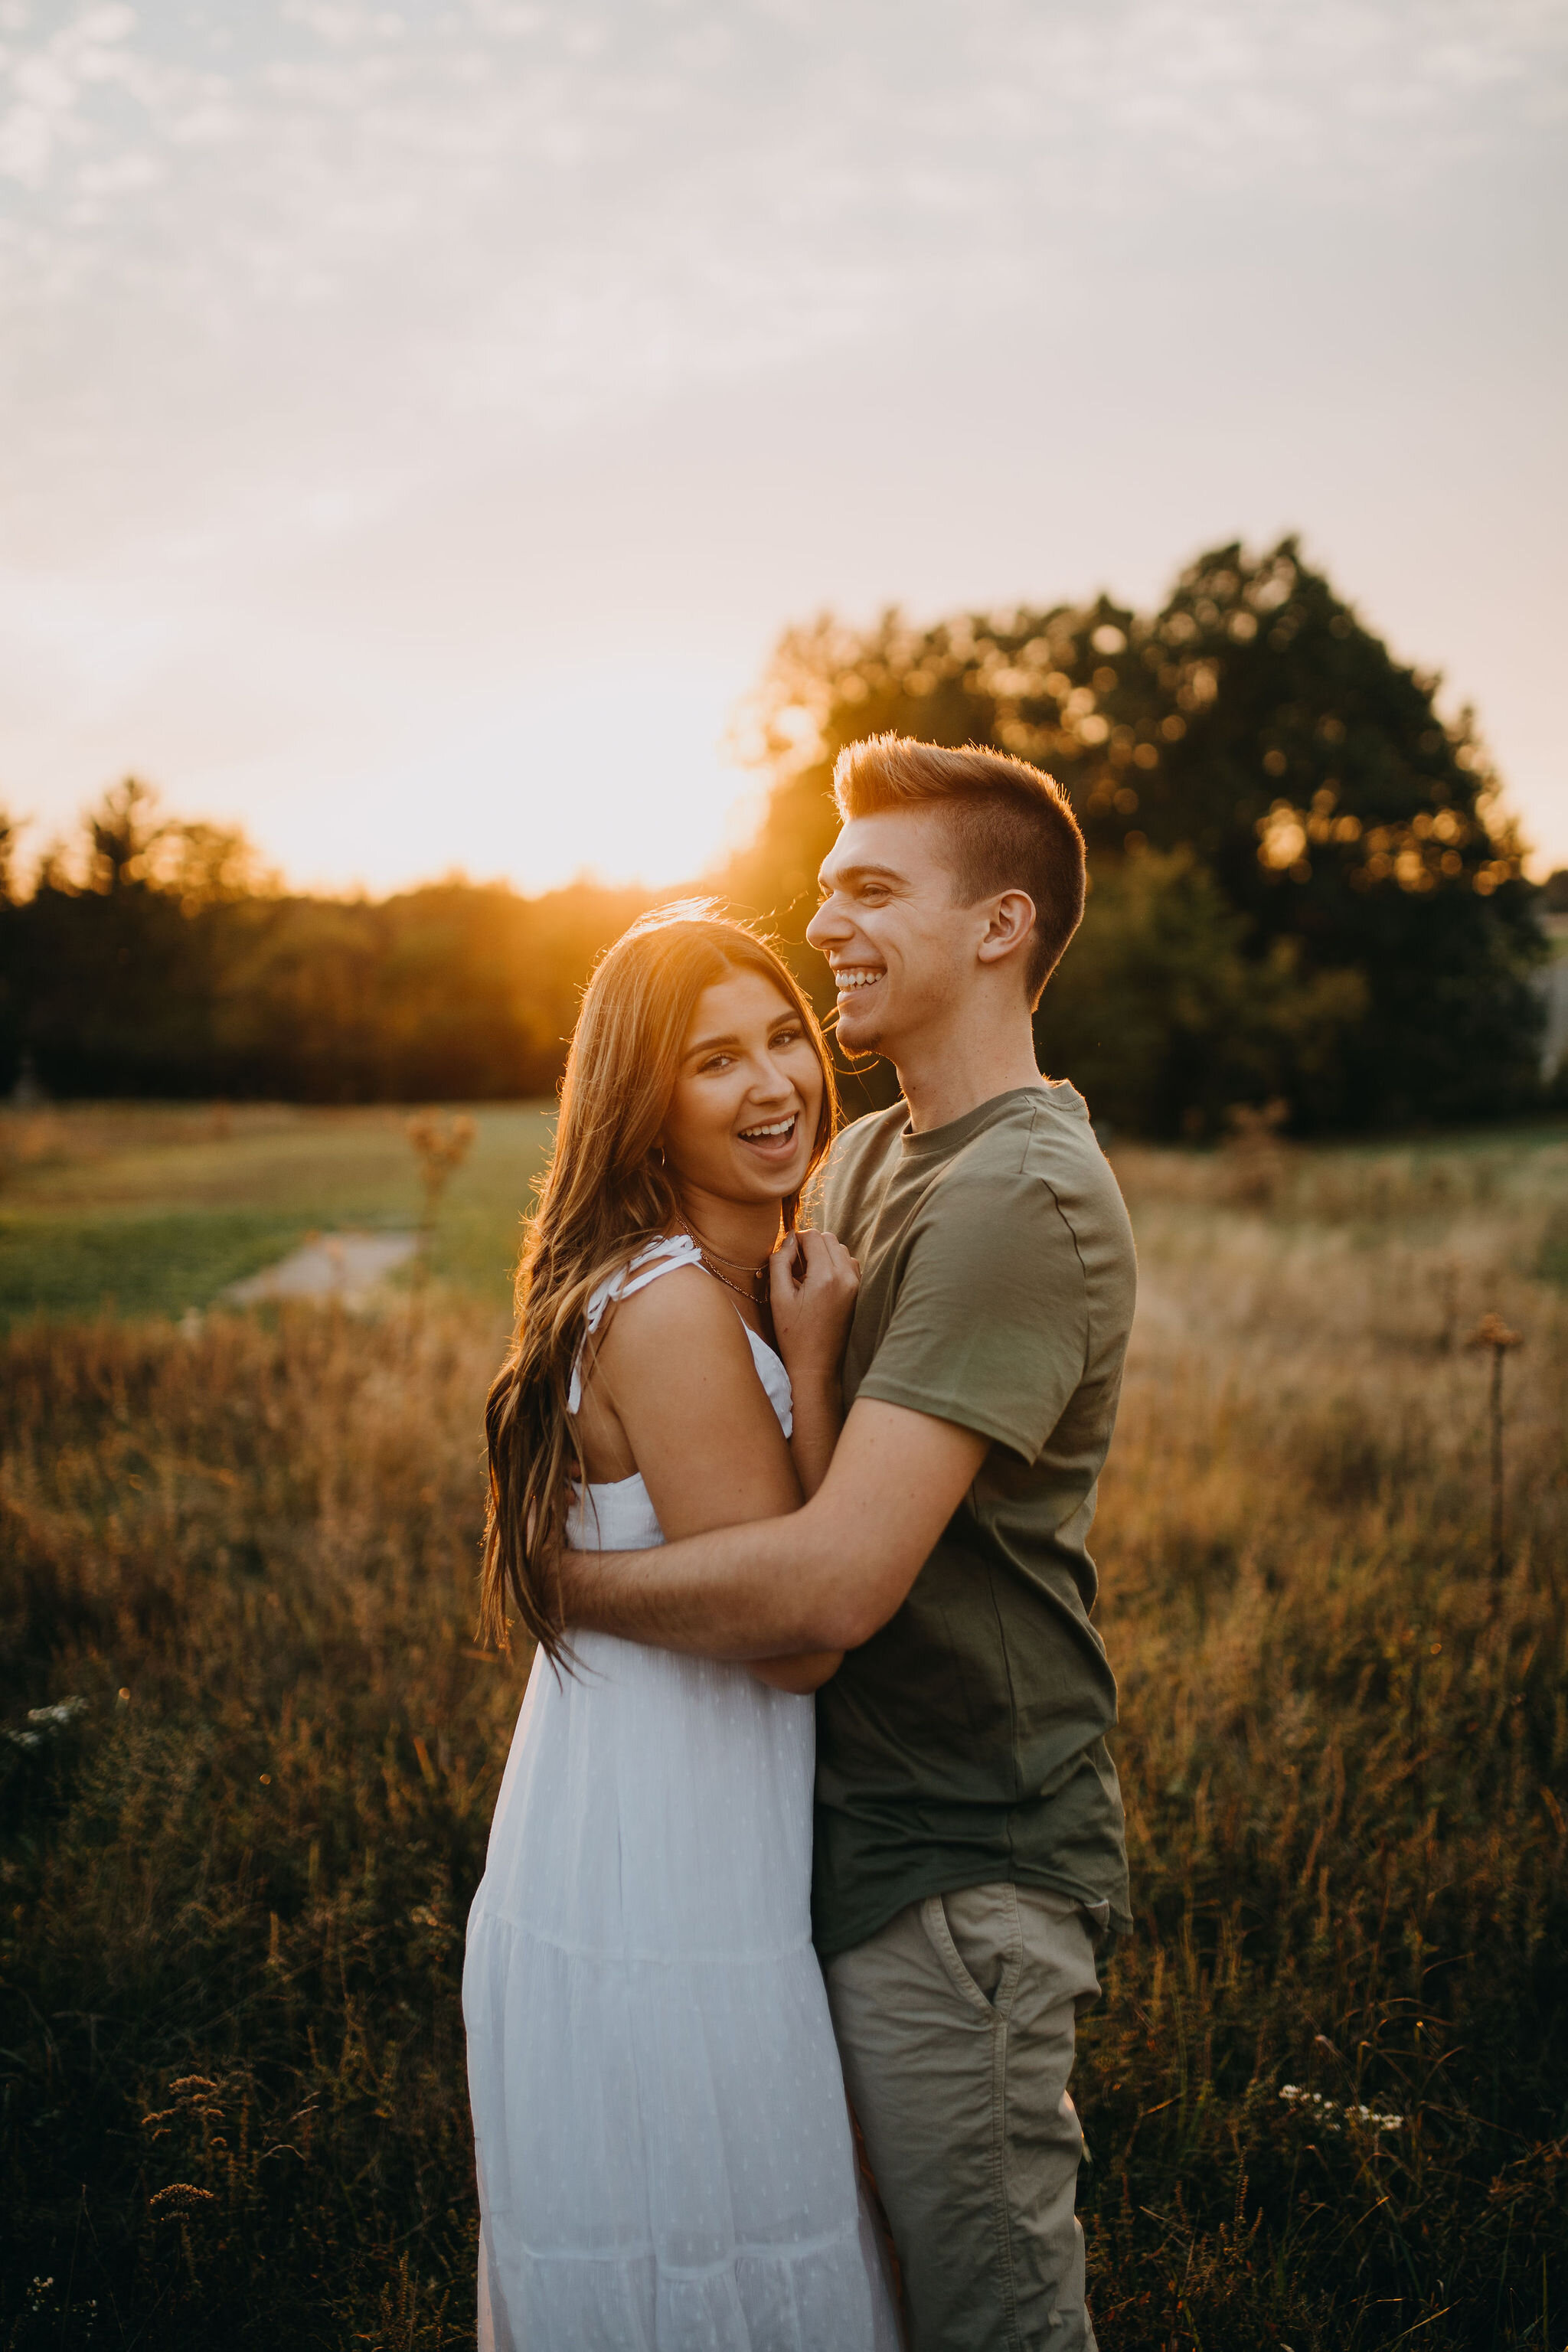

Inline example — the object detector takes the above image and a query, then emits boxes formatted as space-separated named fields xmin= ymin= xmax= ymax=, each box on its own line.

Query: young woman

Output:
xmin=464 ymin=907 xmax=900 ymax=2351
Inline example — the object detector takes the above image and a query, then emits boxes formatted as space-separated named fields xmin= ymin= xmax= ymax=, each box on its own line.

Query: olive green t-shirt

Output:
xmin=812 ymin=1082 xmax=1137 ymax=1960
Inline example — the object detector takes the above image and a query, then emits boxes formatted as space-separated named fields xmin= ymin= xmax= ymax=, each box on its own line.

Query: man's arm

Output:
xmin=560 ymin=1397 xmax=989 ymax=1658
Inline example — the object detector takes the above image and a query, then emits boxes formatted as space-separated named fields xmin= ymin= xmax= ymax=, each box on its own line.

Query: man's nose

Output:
xmin=805 ymin=897 xmax=846 ymax=949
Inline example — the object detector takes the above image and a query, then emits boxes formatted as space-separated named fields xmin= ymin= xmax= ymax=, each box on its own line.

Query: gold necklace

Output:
xmin=695 ymin=1252 xmax=765 ymax=1305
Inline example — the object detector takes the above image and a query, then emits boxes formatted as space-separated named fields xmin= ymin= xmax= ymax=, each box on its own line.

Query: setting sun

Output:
xmin=233 ymin=658 xmax=765 ymax=897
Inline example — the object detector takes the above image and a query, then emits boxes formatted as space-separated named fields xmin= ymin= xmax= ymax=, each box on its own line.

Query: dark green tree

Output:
xmin=1126 ymin=542 xmax=1543 ymax=1126
xmin=724 ymin=539 xmax=1545 ymax=1132
xmin=18 ymin=782 xmax=211 ymax=1094
xmin=11 ymin=782 xmax=269 ymax=1096
xmin=0 ymin=806 xmax=20 ymax=1092
xmin=1033 ymin=849 xmax=1369 ymax=1139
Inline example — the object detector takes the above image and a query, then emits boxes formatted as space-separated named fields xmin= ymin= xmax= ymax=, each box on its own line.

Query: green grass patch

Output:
xmin=0 ymin=1104 xmax=556 ymax=1328
xmin=0 ymin=1207 xmax=318 ymax=1325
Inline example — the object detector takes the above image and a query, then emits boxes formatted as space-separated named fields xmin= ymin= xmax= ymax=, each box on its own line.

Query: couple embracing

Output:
xmin=463 ymin=736 xmax=1138 ymax=2351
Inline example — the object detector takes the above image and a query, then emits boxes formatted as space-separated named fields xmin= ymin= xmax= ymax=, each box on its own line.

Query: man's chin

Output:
xmin=833 ymin=998 xmax=882 ymax=1050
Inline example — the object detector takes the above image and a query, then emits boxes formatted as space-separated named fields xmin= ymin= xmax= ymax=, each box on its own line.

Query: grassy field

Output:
xmin=0 ymin=1102 xmax=557 ymax=1328
xmin=2 ymin=1109 xmax=1566 ymax=2348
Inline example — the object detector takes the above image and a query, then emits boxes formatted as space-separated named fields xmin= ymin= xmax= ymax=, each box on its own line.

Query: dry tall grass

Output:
xmin=2 ymin=1132 xmax=1566 ymax=2348
xmin=1082 ymin=1135 xmax=1566 ymax=2344
xmin=2 ymin=1303 xmax=511 ymax=2348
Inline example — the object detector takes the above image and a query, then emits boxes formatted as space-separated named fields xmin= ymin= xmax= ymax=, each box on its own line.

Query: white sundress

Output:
xmin=463 ymin=1234 xmax=900 ymax=2352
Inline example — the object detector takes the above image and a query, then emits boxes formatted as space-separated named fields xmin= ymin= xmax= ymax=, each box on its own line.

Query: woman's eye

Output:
xmin=701 ymin=1053 xmax=734 ymax=1072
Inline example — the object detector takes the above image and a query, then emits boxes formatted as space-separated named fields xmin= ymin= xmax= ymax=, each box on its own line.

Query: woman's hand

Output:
xmin=769 ymin=1229 xmax=860 ymax=1383
xmin=771 ymin=1230 xmax=859 ymax=1501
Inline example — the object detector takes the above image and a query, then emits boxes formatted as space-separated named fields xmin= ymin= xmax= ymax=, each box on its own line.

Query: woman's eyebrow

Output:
xmin=684 ymin=1015 xmax=799 ymax=1058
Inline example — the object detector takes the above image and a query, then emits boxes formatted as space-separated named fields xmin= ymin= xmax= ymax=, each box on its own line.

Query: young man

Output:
xmin=562 ymin=735 xmax=1136 ymax=2351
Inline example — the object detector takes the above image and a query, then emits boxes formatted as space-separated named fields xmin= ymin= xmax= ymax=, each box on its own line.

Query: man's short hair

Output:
xmin=832 ymin=735 xmax=1086 ymax=1003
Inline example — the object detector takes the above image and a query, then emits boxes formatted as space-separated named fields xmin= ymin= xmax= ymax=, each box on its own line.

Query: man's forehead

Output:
xmin=818 ymin=806 xmax=946 ymax=887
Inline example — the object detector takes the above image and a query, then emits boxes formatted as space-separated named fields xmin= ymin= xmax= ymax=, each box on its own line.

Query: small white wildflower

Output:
xmin=1280 ymin=2083 xmax=1402 ymax=2132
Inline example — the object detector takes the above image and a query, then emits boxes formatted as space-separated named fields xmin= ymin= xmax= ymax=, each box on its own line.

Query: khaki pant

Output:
xmin=825 ymin=1883 xmax=1103 ymax=2352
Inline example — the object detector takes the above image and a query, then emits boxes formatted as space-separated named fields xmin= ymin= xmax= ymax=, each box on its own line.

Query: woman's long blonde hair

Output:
xmin=481 ymin=904 xmax=837 ymax=1661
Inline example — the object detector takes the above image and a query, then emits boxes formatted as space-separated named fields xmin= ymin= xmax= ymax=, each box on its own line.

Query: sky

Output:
xmin=2 ymin=0 xmax=1565 ymax=897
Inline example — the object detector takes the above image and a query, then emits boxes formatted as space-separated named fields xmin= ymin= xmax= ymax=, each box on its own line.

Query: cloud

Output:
xmin=5 ymin=2 xmax=1563 ymax=351
xmin=5 ymin=0 xmax=1563 ymax=525
xmin=1 ymin=0 xmax=1563 ymax=884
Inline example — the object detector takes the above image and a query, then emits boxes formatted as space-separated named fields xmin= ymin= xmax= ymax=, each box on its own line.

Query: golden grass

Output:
xmin=2 ymin=1128 xmax=1565 ymax=2347
xmin=1081 ymin=1136 xmax=1566 ymax=2342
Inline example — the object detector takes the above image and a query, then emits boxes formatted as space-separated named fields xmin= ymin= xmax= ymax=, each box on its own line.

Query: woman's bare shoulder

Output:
xmin=596 ymin=1262 xmax=755 ymax=1370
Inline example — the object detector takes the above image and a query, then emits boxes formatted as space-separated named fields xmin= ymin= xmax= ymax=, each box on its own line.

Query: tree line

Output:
xmin=1 ymin=537 xmax=1555 ymax=1135
xmin=0 ymin=795 xmax=652 ymax=1104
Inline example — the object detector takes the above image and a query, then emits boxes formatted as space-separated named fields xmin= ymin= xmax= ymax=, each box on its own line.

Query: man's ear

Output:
xmin=975 ymin=890 xmax=1037 ymax=969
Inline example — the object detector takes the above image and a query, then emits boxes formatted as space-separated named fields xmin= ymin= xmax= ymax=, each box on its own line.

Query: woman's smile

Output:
xmin=736 ymin=1110 xmax=800 ymax=1164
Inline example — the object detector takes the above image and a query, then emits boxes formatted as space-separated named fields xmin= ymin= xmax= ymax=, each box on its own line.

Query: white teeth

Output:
xmin=834 ymin=968 xmax=883 ymax=991
xmin=740 ymin=1117 xmax=795 ymax=1140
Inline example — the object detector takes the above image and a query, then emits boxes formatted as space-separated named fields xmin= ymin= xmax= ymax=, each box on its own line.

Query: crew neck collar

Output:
xmin=898 ymin=1080 xmax=1073 ymax=1158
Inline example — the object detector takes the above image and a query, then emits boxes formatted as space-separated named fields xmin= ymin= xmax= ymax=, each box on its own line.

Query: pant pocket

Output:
xmin=921 ymin=1883 xmax=1023 ymax=2017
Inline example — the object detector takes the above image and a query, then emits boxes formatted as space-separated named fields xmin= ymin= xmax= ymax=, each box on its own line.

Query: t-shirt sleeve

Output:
xmin=852 ymin=1167 xmax=1089 ymax=1461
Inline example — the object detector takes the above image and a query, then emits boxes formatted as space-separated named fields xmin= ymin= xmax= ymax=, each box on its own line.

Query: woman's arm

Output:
xmin=591 ymin=1267 xmax=801 ymax=1534
xmin=584 ymin=1266 xmax=843 ymax=1693
xmin=744 ymin=1231 xmax=862 ymax=1690
xmin=770 ymin=1230 xmax=860 ymax=1501
xmin=784 ymin=1369 xmax=842 ymax=1502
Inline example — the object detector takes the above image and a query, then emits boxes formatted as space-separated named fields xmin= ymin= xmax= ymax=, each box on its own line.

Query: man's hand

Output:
xmin=559 ymin=1397 xmax=989 ymax=1659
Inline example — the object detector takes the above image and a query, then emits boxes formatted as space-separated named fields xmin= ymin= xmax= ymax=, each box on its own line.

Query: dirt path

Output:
xmin=224 ymin=1230 xmax=417 ymax=1306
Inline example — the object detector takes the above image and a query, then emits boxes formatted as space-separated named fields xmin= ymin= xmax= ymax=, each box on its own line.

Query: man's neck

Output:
xmin=890 ymin=1005 xmax=1046 ymax=1135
